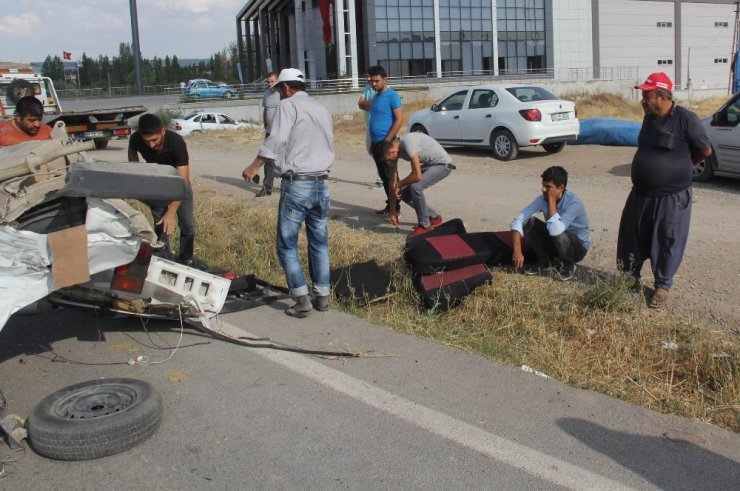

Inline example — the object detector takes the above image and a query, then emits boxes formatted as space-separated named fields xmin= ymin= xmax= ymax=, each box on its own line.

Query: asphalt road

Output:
xmin=1 ymin=98 xmax=737 ymax=488
xmin=1 ymin=295 xmax=738 ymax=489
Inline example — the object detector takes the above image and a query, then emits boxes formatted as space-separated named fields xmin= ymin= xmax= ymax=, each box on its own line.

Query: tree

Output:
xmin=41 ymin=55 xmax=65 ymax=83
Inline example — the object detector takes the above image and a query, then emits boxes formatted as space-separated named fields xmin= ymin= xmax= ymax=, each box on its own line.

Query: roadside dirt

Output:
xmin=99 ymin=137 xmax=740 ymax=330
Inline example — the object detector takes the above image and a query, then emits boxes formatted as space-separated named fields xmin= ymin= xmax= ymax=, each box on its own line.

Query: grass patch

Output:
xmin=185 ymin=191 xmax=739 ymax=432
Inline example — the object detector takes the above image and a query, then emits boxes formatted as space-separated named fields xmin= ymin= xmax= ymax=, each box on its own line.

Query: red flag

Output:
xmin=63 ymin=51 xmax=72 ymax=60
xmin=318 ymin=0 xmax=331 ymax=44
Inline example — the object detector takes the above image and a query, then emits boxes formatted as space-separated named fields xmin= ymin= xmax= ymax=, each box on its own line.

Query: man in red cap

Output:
xmin=616 ymin=72 xmax=712 ymax=309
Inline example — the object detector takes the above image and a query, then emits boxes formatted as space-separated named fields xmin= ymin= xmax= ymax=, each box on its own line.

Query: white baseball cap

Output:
xmin=275 ymin=68 xmax=305 ymax=86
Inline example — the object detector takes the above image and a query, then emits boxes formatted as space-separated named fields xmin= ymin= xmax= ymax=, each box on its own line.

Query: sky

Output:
xmin=0 ymin=0 xmax=245 ymax=63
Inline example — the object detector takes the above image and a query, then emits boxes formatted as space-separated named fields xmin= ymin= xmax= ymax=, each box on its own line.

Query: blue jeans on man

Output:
xmin=276 ymin=179 xmax=331 ymax=298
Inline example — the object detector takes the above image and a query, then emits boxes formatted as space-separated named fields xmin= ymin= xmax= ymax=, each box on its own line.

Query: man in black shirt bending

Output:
xmin=128 ymin=114 xmax=195 ymax=265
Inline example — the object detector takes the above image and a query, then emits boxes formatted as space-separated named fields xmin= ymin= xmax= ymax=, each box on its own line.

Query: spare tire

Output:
xmin=7 ymin=79 xmax=34 ymax=105
xmin=26 ymin=378 xmax=162 ymax=461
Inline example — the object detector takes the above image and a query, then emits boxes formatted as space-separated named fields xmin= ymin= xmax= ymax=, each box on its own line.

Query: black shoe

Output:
xmin=314 ymin=296 xmax=330 ymax=312
xmin=255 ymin=187 xmax=271 ymax=197
xmin=524 ymin=260 xmax=552 ymax=276
xmin=556 ymin=263 xmax=576 ymax=281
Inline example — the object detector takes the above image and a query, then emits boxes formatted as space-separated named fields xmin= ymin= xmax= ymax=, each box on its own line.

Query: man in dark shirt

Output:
xmin=617 ymin=73 xmax=711 ymax=309
xmin=128 ymin=114 xmax=195 ymax=265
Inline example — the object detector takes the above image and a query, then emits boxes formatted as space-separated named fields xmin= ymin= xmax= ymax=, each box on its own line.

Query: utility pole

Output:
xmin=730 ymin=0 xmax=740 ymax=94
xmin=129 ymin=0 xmax=144 ymax=95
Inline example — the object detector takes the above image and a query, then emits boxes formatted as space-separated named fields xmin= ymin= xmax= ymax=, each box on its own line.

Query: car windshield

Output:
xmin=505 ymin=86 xmax=557 ymax=102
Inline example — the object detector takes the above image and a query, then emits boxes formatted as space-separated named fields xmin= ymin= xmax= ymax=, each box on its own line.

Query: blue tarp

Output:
xmin=570 ymin=118 xmax=641 ymax=146
xmin=732 ymin=51 xmax=739 ymax=95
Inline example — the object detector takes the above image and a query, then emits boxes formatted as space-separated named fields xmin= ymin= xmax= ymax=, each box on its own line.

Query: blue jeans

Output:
xmin=276 ymin=179 xmax=331 ymax=297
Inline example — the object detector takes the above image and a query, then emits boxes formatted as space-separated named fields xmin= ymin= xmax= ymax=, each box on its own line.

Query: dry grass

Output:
xmin=562 ymin=91 xmax=728 ymax=121
xmin=183 ymin=191 xmax=739 ymax=432
xmin=160 ymin=90 xmax=738 ymax=431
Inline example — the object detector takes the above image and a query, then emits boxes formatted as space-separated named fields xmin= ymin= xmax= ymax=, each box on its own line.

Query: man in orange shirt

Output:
xmin=0 ymin=96 xmax=53 ymax=146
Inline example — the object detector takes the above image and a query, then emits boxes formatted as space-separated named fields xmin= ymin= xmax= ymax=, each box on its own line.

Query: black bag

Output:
xmin=405 ymin=230 xmax=536 ymax=275
xmin=414 ymin=263 xmax=492 ymax=312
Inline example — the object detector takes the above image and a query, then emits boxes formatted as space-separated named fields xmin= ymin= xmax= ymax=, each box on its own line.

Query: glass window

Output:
xmin=469 ymin=89 xmax=498 ymax=109
xmin=401 ymin=42 xmax=412 ymax=58
xmin=375 ymin=6 xmax=386 ymax=18
xmin=439 ymin=90 xmax=468 ymax=111
xmin=387 ymin=7 xmax=399 ymax=17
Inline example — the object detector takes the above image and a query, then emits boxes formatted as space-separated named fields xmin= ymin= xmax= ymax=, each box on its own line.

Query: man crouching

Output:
xmin=510 ymin=166 xmax=590 ymax=281
xmin=375 ymin=132 xmax=454 ymax=238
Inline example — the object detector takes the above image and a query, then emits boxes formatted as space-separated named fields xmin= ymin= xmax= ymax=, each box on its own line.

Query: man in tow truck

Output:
xmin=0 ymin=96 xmax=53 ymax=146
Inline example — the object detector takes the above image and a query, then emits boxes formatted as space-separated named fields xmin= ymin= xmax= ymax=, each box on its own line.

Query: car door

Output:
xmin=459 ymin=89 xmax=499 ymax=144
xmin=217 ymin=114 xmax=239 ymax=130
xmin=199 ymin=113 xmax=220 ymax=131
xmin=709 ymin=95 xmax=740 ymax=173
xmin=426 ymin=90 xmax=468 ymax=143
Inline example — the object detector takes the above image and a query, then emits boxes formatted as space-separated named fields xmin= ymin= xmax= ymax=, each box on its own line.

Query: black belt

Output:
xmin=280 ymin=173 xmax=329 ymax=181
xmin=424 ymin=163 xmax=456 ymax=170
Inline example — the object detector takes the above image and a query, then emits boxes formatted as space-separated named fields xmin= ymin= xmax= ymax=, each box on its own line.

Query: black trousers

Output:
xmin=524 ymin=217 xmax=587 ymax=266
xmin=146 ymin=196 xmax=195 ymax=262
xmin=262 ymin=132 xmax=275 ymax=192
xmin=371 ymin=140 xmax=400 ymax=212
xmin=616 ymin=187 xmax=692 ymax=290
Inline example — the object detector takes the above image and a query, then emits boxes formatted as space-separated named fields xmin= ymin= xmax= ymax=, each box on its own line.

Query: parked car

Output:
xmin=171 ymin=112 xmax=253 ymax=136
xmin=186 ymin=80 xmax=236 ymax=100
xmin=693 ymin=91 xmax=740 ymax=181
xmin=408 ymin=84 xmax=579 ymax=161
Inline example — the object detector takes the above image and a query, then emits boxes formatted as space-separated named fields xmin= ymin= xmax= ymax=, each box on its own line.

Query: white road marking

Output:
xmin=222 ymin=321 xmax=633 ymax=490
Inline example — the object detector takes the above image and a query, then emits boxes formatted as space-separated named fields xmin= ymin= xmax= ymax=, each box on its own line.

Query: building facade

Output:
xmin=236 ymin=0 xmax=738 ymax=90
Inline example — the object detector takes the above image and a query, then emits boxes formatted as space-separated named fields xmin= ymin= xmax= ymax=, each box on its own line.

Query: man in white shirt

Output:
xmin=242 ymin=68 xmax=334 ymax=318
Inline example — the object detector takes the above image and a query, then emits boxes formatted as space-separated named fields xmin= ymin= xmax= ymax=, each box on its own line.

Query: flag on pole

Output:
xmin=63 ymin=51 xmax=72 ymax=60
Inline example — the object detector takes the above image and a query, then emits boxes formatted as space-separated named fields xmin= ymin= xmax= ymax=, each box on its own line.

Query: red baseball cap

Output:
xmin=635 ymin=72 xmax=673 ymax=92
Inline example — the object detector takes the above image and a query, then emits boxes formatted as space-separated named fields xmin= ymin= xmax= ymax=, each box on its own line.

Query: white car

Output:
xmin=171 ymin=112 xmax=252 ymax=136
xmin=408 ymin=84 xmax=579 ymax=161
xmin=693 ymin=91 xmax=740 ymax=181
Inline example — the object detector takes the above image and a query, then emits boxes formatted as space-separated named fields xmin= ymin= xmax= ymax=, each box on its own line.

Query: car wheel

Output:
xmin=410 ymin=124 xmax=428 ymax=135
xmin=191 ymin=94 xmax=200 ymax=101
xmin=26 ymin=378 xmax=162 ymax=461
xmin=93 ymin=139 xmax=109 ymax=150
xmin=224 ymin=91 xmax=234 ymax=99
xmin=692 ymin=152 xmax=716 ymax=182
xmin=491 ymin=129 xmax=519 ymax=161
xmin=542 ymin=142 xmax=566 ymax=154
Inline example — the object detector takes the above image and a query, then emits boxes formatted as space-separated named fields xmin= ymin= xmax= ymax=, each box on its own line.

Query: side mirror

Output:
xmin=711 ymin=112 xmax=723 ymax=126
xmin=431 ymin=103 xmax=439 ymax=112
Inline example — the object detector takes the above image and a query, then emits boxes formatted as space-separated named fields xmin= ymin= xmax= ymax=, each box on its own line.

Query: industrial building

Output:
xmin=236 ymin=0 xmax=739 ymax=90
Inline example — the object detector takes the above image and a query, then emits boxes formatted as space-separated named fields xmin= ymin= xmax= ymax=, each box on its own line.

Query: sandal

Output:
xmin=649 ymin=288 xmax=669 ymax=309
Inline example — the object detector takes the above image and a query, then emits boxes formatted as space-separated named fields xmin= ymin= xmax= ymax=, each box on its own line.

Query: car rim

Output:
xmin=53 ymin=384 xmax=138 ymax=420
xmin=495 ymin=136 xmax=510 ymax=156
xmin=692 ymin=161 xmax=704 ymax=176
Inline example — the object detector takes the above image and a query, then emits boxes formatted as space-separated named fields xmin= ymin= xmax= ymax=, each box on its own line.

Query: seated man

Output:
xmin=510 ymin=166 xmax=590 ymax=280
xmin=128 ymin=114 xmax=195 ymax=265
xmin=375 ymin=132 xmax=455 ymax=238
xmin=0 ymin=96 xmax=53 ymax=146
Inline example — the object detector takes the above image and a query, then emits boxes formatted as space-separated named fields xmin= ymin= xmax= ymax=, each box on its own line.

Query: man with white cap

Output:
xmin=616 ymin=72 xmax=711 ymax=309
xmin=242 ymin=68 xmax=334 ymax=318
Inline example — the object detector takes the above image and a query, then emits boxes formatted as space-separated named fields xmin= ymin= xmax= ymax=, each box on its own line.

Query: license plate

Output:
xmin=551 ymin=112 xmax=570 ymax=122
xmin=83 ymin=131 xmax=107 ymax=138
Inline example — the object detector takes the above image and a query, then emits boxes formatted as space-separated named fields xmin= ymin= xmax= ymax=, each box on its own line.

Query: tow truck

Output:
xmin=0 ymin=67 xmax=146 ymax=149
